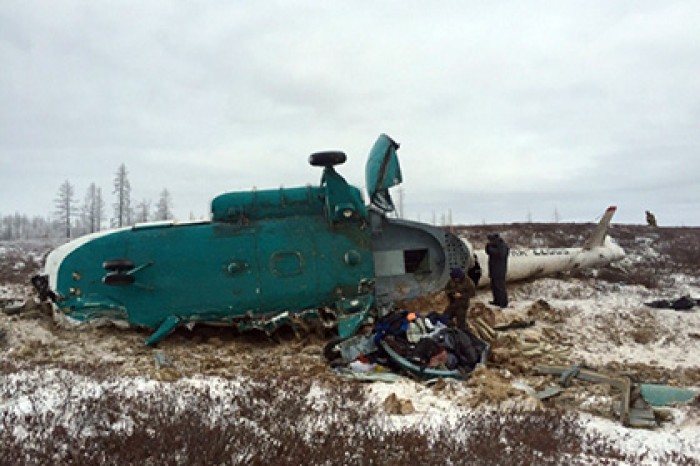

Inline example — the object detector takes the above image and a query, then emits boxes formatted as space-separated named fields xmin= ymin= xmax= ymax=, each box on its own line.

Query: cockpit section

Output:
xmin=370 ymin=212 xmax=470 ymax=305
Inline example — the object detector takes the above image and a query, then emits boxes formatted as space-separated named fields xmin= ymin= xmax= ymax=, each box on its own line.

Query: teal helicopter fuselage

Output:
xmin=37 ymin=135 xmax=470 ymax=345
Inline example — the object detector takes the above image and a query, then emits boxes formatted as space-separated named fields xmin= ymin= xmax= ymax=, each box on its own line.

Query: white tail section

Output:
xmin=582 ymin=206 xmax=617 ymax=250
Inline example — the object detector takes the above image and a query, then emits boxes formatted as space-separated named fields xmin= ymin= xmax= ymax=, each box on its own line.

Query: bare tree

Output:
xmin=82 ymin=183 xmax=105 ymax=233
xmin=0 ymin=214 xmax=7 ymax=239
xmin=135 ymin=199 xmax=151 ymax=223
xmin=154 ymin=189 xmax=173 ymax=221
xmin=112 ymin=164 xmax=132 ymax=227
xmin=0 ymin=213 xmax=27 ymax=240
xmin=54 ymin=180 xmax=77 ymax=238
xmin=30 ymin=215 xmax=51 ymax=239
xmin=1 ymin=214 xmax=56 ymax=240
xmin=95 ymin=187 xmax=105 ymax=230
xmin=13 ymin=213 xmax=23 ymax=239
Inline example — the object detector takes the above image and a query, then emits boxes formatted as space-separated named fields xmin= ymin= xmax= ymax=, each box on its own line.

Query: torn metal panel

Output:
xmin=535 ymin=365 xmax=657 ymax=428
xmin=535 ymin=386 xmax=563 ymax=400
xmin=639 ymin=384 xmax=698 ymax=407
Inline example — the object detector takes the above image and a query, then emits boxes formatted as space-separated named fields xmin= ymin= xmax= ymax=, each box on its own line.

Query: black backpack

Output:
xmin=436 ymin=328 xmax=486 ymax=371
xmin=410 ymin=337 xmax=441 ymax=367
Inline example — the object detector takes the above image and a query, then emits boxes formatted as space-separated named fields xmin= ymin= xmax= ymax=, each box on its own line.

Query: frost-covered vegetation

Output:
xmin=3 ymin=365 xmax=692 ymax=465
xmin=1 ymin=223 xmax=699 ymax=464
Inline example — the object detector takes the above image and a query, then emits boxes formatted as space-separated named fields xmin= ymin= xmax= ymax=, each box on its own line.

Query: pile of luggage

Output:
xmin=326 ymin=310 xmax=489 ymax=380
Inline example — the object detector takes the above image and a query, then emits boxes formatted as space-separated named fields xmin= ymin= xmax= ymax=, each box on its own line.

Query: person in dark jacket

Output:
xmin=645 ymin=210 xmax=658 ymax=227
xmin=486 ymin=233 xmax=509 ymax=308
xmin=467 ymin=254 xmax=482 ymax=287
xmin=443 ymin=267 xmax=476 ymax=331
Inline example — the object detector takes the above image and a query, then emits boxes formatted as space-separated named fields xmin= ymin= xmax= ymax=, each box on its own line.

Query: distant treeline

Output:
xmin=0 ymin=213 xmax=56 ymax=241
xmin=2 ymin=163 xmax=174 ymax=241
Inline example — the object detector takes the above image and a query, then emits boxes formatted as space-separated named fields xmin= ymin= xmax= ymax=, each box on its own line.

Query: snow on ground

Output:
xmin=583 ymin=413 xmax=700 ymax=462
xmin=0 ymin=284 xmax=27 ymax=302
xmin=509 ymin=277 xmax=700 ymax=369
xmin=1 ymin=232 xmax=700 ymax=463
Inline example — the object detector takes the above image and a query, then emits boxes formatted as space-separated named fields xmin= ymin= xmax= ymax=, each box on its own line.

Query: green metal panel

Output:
xmin=320 ymin=167 xmax=368 ymax=222
xmin=211 ymin=186 xmax=323 ymax=222
xmin=365 ymin=133 xmax=402 ymax=211
xmin=639 ymin=384 xmax=697 ymax=407
xmin=52 ymin=180 xmax=374 ymax=337
xmin=255 ymin=216 xmax=372 ymax=311
xmin=55 ymin=222 xmax=261 ymax=328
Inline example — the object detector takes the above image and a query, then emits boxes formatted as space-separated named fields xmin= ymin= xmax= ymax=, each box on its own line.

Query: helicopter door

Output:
xmin=365 ymin=133 xmax=403 ymax=212
xmin=255 ymin=220 xmax=319 ymax=312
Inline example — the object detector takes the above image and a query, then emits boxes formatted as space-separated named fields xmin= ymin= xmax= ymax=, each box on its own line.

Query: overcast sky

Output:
xmin=1 ymin=1 xmax=699 ymax=227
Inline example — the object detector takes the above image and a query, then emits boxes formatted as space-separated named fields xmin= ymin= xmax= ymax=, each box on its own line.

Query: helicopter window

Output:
xmin=373 ymin=250 xmax=403 ymax=276
xmin=270 ymin=251 xmax=304 ymax=277
xmin=404 ymin=249 xmax=430 ymax=274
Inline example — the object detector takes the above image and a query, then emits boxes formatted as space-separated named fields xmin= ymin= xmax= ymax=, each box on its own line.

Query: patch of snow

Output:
xmin=582 ymin=412 xmax=700 ymax=463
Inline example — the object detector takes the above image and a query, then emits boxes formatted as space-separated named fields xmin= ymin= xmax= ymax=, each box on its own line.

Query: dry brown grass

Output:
xmin=1 ymin=364 xmax=697 ymax=465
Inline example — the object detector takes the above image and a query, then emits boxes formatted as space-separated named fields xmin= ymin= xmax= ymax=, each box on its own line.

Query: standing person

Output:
xmin=443 ymin=267 xmax=476 ymax=331
xmin=645 ymin=210 xmax=658 ymax=227
xmin=486 ymin=233 xmax=509 ymax=308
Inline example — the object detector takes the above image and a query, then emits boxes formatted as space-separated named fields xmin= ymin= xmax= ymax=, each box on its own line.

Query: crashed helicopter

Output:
xmin=32 ymin=134 xmax=625 ymax=346
xmin=33 ymin=134 xmax=470 ymax=345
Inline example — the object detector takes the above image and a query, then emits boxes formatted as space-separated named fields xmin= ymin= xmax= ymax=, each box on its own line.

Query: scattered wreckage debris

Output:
xmin=469 ymin=301 xmax=571 ymax=371
xmin=1 ymin=297 xmax=52 ymax=318
xmin=535 ymin=365 xmax=655 ymax=428
xmin=0 ymin=297 xmax=25 ymax=316
xmin=325 ymin=310 xmax=489 ymax=381
xmin=535 ymin=365 xmax=700 ymax=428
xmin=326 ymin=299 xmax=574 ymax=382
xmin=325 ymin=298 xmax=699 ymax=430
xmin=638 ymin=384 xmax=698 ymax=407
xmin=644 ymin=295 xmax=700 ymax=311
xmin=154 ymin=351 xmax=174 ymax=369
